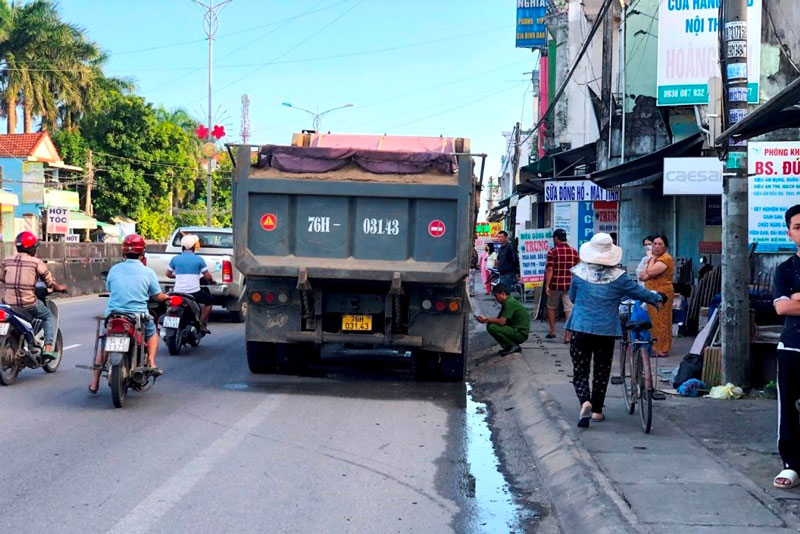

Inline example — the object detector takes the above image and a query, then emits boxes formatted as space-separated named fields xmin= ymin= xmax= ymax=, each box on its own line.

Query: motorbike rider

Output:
xmin=89 ymin=234 xmax=168 ymax=394
xmin=0 ymin=232 xmax=67 ymax=361
xmin=165 ymin=234 xmax=214 ymax=333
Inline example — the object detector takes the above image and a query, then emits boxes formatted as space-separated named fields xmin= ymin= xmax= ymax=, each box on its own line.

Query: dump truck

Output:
xmin=231 ymin=133 xmax=480 ymax=381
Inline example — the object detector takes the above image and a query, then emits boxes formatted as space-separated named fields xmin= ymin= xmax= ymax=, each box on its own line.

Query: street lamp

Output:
xmin=281 ymin=102 xmax=354 ymax=132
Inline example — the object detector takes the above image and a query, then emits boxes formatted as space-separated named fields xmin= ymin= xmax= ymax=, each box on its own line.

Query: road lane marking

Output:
xmin=63 ymin=344 xmax=81 ymax=351
xmin=106 ymin=394 xmax=286 ymax=534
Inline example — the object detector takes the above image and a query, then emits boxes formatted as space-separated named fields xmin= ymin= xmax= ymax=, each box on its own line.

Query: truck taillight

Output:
xmin=222 ymin=260 xmax=233 ymax=283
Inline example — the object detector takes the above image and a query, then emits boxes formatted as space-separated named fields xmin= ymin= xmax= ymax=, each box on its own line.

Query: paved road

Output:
xmin=0 ymin=297 xmax=536 ymax=534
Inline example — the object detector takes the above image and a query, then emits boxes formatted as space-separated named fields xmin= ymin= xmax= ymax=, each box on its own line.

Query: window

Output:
xmin=172 ymin=231 xmax=233 ymax=249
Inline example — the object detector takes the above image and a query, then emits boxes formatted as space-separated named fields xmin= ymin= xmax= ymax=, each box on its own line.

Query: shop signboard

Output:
xmin=748 ymin=141 xmax=800 ymax=252
xmin=593 ymin=201 xmax=618 ymax=236
xmin=47 ymin=207 xmax=69 ymax=235
xmin=518 ymin=228 xmax=552 ymax=287
xmin=475 ymin=221 xmax=504 ymax=237
xmin=516 ymin=0 xmax=548 ymax=49
xmin=663 ymin=157 xmax=723 ymax=195
xmin=656 ymin=0 xmax=761 ymax=106
xmin=22 ymin=161 xmax=44 ymax=204
xmin=544 ymin=180 xmax=619 ymax=203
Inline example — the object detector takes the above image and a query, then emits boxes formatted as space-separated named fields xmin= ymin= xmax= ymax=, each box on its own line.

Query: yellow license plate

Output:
xmin=342 ymin=315 xmax=372 ymax=331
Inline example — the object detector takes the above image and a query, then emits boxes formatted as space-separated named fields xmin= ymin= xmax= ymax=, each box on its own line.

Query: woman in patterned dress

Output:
xmin=638 ymin=235 xmax=675 ymax=357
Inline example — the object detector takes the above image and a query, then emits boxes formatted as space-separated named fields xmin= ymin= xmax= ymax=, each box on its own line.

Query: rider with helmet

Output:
xmin=165 ymin=234 xmax=214 ymax=333
xmin=0 ymin=232 xmax=67 ymax=361
xmin=89 ymin=234 xmax=168 ymax=394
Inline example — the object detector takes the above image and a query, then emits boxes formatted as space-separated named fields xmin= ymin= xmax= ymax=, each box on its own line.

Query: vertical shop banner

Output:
xmin=518 ymin=229 xmax=552 ymax=287
xmin=21 ymin=161 xmax=44 ymax=204
xmin=516 ymin=0 xmax=548 ymax=49
xmin=577 ymin=201 xmax=594 ymax=247
xmin=593 ymin=201 xmax=619 ymax=236
xmin=657 ymin=0 xmax=761 ymax=106
xmin=748 ymin=141 xmax=800 ymax=252
xmin=553 ymin=202 xmax=576 ymax=246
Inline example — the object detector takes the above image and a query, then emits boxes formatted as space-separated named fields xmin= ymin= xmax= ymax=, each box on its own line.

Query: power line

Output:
xmin=187 ymin=0 xmax=364 ymax=105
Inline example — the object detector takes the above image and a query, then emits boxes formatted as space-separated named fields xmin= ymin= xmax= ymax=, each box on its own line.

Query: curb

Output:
xmin=505 ymin=355 xmax=640 ymax=534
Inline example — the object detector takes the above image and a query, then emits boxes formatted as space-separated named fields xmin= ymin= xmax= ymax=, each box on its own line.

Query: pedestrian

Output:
xmin=544 ymin=228 xmax=580 ymax=342
xmin=565 ymin=233 xmax=663 ymax=427
xmin=479 ymin=243 xmax=491 ymax=295
xmin=494 ymin=231 xmax=519 ymax=290
xmin=771 ymin=204 xmax=800 ymax=489
xmin=638 ymin=234 xmax=674 ymax=357
xmin=635 ymin=235 xmax=655 ymax=286
xmin=476 ymin=283 xmax=530 ymax=356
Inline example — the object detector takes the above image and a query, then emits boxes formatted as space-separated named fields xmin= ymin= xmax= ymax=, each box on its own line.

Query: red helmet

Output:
xmin=122 ymin=234 xmax=146 ymax=256
xmin=15 ymin=231 xmax=38 ymax=252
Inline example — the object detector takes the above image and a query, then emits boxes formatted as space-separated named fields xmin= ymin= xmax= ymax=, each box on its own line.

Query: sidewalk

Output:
xmin=469 ymin=295 xmax=800 ymax=533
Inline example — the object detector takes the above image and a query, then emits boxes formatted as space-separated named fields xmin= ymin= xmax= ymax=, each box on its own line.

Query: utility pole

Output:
xmin=193 ymin=0 xmax=232 ymax=226
xmin=720 ymin=0 xmax=750 ymax=387
xmin=600 ymin=0 xmax=615 ymax=168
xmin=84 ymin=150 xmax=93 ymax=243
xmin=512 ymin=122 xmax=522 ymax=188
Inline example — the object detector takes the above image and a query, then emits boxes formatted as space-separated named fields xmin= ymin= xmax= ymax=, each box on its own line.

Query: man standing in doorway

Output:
xmin=495 ymin=230 xmax=519 ymax=290
xmin=544 ymin=228 xmax=579 ymax=342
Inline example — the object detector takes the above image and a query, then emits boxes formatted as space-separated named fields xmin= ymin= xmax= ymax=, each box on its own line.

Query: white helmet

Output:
xmin=181 ymin=234 xmax=200 ymax=250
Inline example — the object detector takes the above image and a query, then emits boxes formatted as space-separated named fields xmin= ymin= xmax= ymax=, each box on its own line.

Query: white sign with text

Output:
xmin=663 ymin=157 xmax=723 ymax=195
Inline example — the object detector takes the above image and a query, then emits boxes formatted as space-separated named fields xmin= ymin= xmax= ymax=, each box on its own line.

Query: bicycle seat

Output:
xmin=624 ymin=320 xmax=651 ymax=332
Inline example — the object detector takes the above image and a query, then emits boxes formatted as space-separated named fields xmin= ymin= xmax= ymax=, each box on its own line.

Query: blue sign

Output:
xmin=516 ymin=0 xmax=548 ymax=49
xmin=577 ymin=201 xmax=594 ymax=247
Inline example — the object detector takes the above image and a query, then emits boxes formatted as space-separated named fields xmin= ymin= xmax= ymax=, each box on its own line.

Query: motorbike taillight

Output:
xmin=0 ymin=310 xmax=6 ymax=321
xmin=169 ymin=295 xmax=184 ymax=307
xmin=107 ymin=317 xmax=135 ymax=335
xmin=222 ymin=260 xmax=233 ymax=283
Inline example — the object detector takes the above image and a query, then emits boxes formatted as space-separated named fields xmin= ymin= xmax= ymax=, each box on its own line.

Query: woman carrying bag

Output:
xmin=566 ymin=233 xmax=665 ymax=427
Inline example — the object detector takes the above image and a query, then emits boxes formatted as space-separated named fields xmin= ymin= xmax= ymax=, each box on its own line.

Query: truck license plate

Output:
xmin=163 ymin=316 xmax=180 ymax=329
xmin=342 ymin=315 xmax=371 ymax=331
xmin=105 ymin=336 xmax=130 ymax=353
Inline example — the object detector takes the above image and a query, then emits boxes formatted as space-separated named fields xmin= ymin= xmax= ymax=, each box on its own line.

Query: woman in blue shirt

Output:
xmin=565 ymin=233 xmax=664 ymax=427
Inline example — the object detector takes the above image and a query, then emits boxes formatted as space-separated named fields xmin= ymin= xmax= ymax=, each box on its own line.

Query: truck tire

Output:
xmin=246 ymin=341 xmax=277 ymax=374
xmin=229 ymin=301 xmax=247 ymax=323
xmin=275 ymin=343 xmax=313 ymax=374
xmin=412 ymin=350 xmax=438 ymax=382
xmin=438 ymin=315 xmax=468 ymax=382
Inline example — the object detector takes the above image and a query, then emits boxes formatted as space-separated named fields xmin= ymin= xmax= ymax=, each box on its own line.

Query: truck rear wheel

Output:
xmin=412 ymin=350 xmax=438 ymax=382
xmin=246 ymin=341 xmax=277 ymax=374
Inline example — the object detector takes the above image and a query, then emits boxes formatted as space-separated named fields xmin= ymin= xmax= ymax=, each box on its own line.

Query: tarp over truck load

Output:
xmin=232 ymin=136 xmax=475 ymax=285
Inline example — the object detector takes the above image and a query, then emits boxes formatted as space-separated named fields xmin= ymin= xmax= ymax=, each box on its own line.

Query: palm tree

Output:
xmin=0 ymin=0 xmax=106 ymax=133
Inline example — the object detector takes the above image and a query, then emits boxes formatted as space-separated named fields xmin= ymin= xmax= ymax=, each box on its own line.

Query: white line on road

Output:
xmin=63 ymin=344 xmax=82 ymax=351
xmin=106 ymin=394 xmax=286 ymax=534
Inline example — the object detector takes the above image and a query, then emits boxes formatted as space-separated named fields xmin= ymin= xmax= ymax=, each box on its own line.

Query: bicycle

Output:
xmin=612 ymin=299 xmax=658 ymax=433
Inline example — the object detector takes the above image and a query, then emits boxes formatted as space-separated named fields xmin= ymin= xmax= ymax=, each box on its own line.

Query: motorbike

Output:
xmin=0 ymin=283 xmax=66 ymax=386
xmin=158 ymin=283 xmax=213 ymax=355
xmin=92 ymin=297 xmax=165 ymax=408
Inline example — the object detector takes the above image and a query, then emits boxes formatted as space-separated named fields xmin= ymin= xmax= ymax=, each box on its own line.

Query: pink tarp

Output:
xmin=306 ymin=133 xmax=459 ymax=154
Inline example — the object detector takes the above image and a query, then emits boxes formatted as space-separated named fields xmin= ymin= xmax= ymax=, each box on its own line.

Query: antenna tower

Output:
xmin=240 ymin=94 xmax=251 ymax=144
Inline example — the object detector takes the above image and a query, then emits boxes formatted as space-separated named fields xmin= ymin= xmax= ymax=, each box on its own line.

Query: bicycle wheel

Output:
xmin=636 ymin=347 xmax=653 ymax=433
xmin=620 ymin=337 xmax=635 ymax=414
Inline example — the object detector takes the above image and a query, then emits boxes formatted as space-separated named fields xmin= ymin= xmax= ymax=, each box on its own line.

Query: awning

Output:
xmin=551 ymin=142 xmax=597 ymax=176
xmin=0 ymin=190 xmax=19 ymax=206
xmin=97 ymin=221 xmax=121 ymax=236
xmin=716 ymin=76 xmax=800 ymax=145
xmin=590 ymin=133 xmax=704 ymax=188
xmin=68 ymin=210 xmax=97 ymax=230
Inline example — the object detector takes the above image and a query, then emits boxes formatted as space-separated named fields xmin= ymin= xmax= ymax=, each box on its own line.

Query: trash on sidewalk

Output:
xmin=705 ymin=382 xmax=744 ymax=400
xmin=677 ymin=378 xmax=708 ymax=397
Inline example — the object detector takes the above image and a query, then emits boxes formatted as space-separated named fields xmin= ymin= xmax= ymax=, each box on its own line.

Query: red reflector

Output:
xmin=169 ymin=296 xmax=184 ymax=307
xmin=222 ymin=260 xmax=233 ymax=283
xmin=0 ymin=310 xmax=7 ymax=321
xmin=435 ymin=300 xmax=446 ymax=312
xmin=264 ymin=292 xmax=275 ymax=304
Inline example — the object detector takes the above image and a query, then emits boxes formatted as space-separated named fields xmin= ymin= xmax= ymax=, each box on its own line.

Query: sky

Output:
xmin=56 ymin=0 xmax=538 ymax=182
